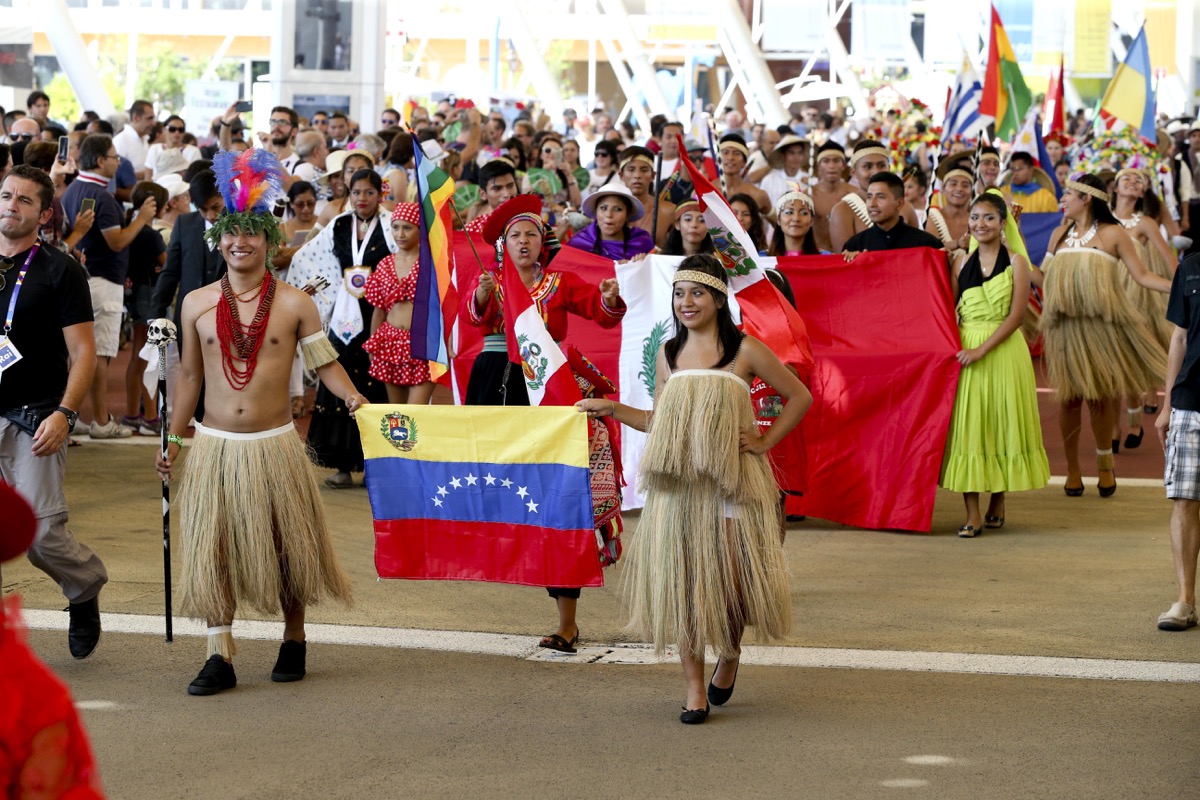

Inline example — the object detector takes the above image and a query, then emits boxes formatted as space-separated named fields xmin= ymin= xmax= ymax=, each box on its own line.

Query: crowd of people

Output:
xmin=4 ymin=80 xmax=1200 ymax=742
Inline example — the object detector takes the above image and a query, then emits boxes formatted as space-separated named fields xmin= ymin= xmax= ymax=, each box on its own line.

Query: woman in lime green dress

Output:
xmin=941 ymin=193 xmax=1049 ymax=537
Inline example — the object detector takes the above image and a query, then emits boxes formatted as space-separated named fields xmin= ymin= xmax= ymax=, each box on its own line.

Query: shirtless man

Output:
xmin=811 ymin=141 xmax=853 ymax=252
xmin=717 ymin=133 xmax=771 ymax=214
xmin=926 ymin=152 xmax=974 ymax=252
xmin=619 ymin=146 xmax=675 ymax=248
xmin=156 ymin=151 xmax=361 ymax=696
xmin=828 ymin=139 xmax=920 ymax=252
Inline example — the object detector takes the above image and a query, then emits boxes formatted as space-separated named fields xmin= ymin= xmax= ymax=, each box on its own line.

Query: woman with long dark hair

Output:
xmin=729 ymin=193 xmax=768 ymax=254
xmin=288 ymin=167 xmax=393 ymax=487
xmin=1110 ymin=168 xmax=1179 ymax=447
xmin=940 ymin=193 xmax=1048 ymax=536
xmin=659 ymin=199 xmax=714 ymax=256
xmin=577 ymin=253 xmax=812 ymax=725
xmin=567 ymin=183 xmax=654 ymax=260
xmin=461 ymin=194 xmax=626 ymax=652
xmin=768 ymin=190 xmax=821 ymax=256
xmin=1035 ymin=173 xmax=1171 ymax=496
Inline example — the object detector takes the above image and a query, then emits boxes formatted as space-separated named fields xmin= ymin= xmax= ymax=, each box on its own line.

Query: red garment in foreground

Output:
xmin=776 ymin=248 xmax=961 ymax=532
xmin=0 ymin=597 xmax=105 ymax=799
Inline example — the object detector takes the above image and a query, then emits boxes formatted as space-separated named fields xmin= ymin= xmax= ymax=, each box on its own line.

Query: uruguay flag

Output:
xmin=357 ymin=405 xmax=602 ymax=588
xmin=945 ymin=54 xmax=986 ymax=140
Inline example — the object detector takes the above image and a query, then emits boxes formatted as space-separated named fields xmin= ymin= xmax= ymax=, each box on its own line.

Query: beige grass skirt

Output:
xmin=177 ymin=421 xmax=353 ymax=621
xmin=1119 ymin=239 xmax=1174 ymax=351
xmin=624 ymin=369 xmax=791 ymax=659
xmin=1040 ymin=246 xmax=1168 ymax=401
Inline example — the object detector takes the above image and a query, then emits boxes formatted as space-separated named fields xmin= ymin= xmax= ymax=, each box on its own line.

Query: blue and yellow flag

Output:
xmin=355 ymin=405 xmax=602 ymax=588
xmin=1098 ymin=24 xmax=1155 ymax=141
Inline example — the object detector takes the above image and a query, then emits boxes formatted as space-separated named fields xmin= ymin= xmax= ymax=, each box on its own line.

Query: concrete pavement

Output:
xmin=5 ymin=438 xmax=1199 ymax=798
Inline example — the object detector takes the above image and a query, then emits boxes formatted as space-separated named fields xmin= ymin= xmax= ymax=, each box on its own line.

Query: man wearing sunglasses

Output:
xmin=8 ymin=117 xmax=40 ymax=145
xmin=380 ymin=108 xmax=401 ymax=129
xmin=0 ymin=164 xmax=108 ymax=659
xmin=218 ymin=103 xmax=302 ymax=186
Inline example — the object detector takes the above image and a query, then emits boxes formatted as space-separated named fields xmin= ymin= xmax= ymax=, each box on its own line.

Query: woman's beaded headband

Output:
xmin=1065 ymin=178 xmax=1109 ymax=203
xmin=673 ymin=269 xmax=728 ymax=295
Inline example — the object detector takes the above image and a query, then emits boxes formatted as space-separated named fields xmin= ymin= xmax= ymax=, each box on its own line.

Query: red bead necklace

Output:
xmin=216 ymin=271 xmax=277 ymax=390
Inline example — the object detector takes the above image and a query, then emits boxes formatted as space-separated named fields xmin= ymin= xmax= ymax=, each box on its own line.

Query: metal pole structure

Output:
xmin=597 ymin=0 xmax=673 ymax=117
xmin=147 ymin=318 xmax=178 ymax=643
xmin=44 ymin=0 xmax=116 ymax=117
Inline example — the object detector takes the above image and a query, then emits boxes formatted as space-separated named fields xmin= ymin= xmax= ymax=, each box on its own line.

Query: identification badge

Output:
xmin=0 ymin=336 xmax=22 ymax=382
xmin=343 ymin=266 xmax=371 ymax=300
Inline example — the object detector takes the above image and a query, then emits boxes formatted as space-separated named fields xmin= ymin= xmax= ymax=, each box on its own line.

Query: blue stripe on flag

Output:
xmin=364 ymin=459 xmax=594 ymax=530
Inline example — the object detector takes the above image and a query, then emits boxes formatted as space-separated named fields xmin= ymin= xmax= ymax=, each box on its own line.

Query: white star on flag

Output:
xmin=450 ymin=477 xmax=462 ymax=489
xmin=465 ymin=473 xmax=478 ymax=486
xmin=526 ymin=499 xmax=539 ymax=513
xmin=432 ymin=497 xmax=443 ymax=507
xmin=484 ymin=473 xmax=496 ymax=485
xmin=516 ymin=486 xmax=528 ymax=498
xmin=437 ymin=486 xmax=448 ymax=497
xmin=501 ymin=478 xmax=513 ymax=488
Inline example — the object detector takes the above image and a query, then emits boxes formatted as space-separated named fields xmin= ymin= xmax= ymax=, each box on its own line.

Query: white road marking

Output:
xmin=75 ymin=700 xmax=120 ymax=710
xmin=1048 ymin=475 xmax=1162 ymax=488
xmin=904 ymin=755 xmax=955 ymax=766
xmin=880 ymin=779 xmax=930 ymax=788
xmin=21 ymin=610 xmax=1200 ymax=683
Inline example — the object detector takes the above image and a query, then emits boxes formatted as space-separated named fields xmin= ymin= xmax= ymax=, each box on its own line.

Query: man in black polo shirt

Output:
xmin=62 ymin=133 xmax=157 ymax=438
xmin=842 ymin=172 xmax=945 ymax=257
xmin=1156 ymin=252 xmax=1200 ymax=631
xmin=0 ymin=165 xmax=107 ymax=657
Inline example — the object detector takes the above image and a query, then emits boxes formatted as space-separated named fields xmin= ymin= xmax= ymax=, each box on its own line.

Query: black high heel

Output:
xmin=1097 ymin=449 xmax=1116 ymax=497
xmin=1064 ymin=482 xmax=1084 ymax=497
xmin=1144 ymin=404 xmax=1159 ymax=415
xmin=707 ymin=659 xmax=740 ymax=706
xmin=1124 ymin=427 xmax=1144 ymax=449
xmin=1111 ymin=437 xmax=1120 ymax=455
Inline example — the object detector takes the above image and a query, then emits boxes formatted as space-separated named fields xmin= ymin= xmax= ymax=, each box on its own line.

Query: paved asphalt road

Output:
xmin=6 ymin=437 xmax=1199 ymax=799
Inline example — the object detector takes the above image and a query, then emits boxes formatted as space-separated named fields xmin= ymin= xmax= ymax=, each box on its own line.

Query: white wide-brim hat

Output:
xmin=580 ymin=181 xmax=645 ymax=222
xmin=154 ymin=173 xmax=190 ymax=201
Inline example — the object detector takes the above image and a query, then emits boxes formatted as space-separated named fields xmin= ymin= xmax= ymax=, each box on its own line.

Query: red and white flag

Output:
xmin=675 ymin=134 xmax=814 ymax=377
xmin=501 ymin=254 xmax=581 ymax=407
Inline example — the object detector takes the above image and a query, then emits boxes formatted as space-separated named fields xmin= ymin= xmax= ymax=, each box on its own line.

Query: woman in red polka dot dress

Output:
xmin=363 ymin=203 xmax=436 ymax=403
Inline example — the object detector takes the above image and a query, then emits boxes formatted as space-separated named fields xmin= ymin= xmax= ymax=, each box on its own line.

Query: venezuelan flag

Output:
xmin=1099 ymin=24 xmax=1155 ymax=142
xmin=356 ymin=405 xmax=603 ymax=588
xmin=410 ymin=144 xmax=458 ymax=382
xmin=980 ymin=3 xmax=1031 ymax=140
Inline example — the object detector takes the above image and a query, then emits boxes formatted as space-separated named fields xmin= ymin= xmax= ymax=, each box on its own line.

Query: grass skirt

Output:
xmin=1040 ymin=247 xmax=1168 ymax=401
xmin=1120 ymin=240 xmax=1174 ymax=351
xmin=177 ymin=422 xmax=353 ymax=621
xmin=624 ymin=370 xmax=791 ymax=659
xmin=941 ymin=270 xmax=1049 ymax=493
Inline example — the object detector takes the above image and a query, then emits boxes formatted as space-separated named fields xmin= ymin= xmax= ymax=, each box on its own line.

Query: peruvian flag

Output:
xmin=501 ymin=254 xmax=581 ymax=407
xmin=675 ymin=133 xmax=814 ymax=376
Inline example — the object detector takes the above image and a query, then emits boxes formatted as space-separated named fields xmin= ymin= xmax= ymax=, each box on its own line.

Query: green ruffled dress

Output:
xmin=940 ymin=248 xmax=1049 ymax=493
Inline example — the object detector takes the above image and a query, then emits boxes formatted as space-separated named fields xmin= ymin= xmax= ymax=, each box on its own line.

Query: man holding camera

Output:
xmin=0 ymin=164 xmax=108 ymax=659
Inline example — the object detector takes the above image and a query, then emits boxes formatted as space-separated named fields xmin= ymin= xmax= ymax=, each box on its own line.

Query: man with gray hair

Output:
xmin=292 ymin=129 xmax=329 ymax=185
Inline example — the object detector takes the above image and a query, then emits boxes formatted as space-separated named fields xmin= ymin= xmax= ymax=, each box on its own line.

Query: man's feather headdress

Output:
xmin=203 ymin=148 xmax=286 ymax=255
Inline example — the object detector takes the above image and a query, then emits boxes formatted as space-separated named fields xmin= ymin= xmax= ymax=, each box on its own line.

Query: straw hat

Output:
xmin=768 ymin=134 xmax=809 ymax=168
xmin=318 ymin=148 xmax=375 ymax=185
xmin=580 ymin=181 xmax=645 ymax=222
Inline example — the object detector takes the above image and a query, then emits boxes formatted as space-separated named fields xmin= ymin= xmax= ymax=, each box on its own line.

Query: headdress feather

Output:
xmin=204 ymin=149 xmax=287 ymax=256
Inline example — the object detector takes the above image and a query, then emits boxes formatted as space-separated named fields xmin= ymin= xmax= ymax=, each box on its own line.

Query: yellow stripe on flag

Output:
xmin=356 ymin=405 xmax=590 ymax=467
xmin=1102 ymin=63 xmax=1148 ymax=127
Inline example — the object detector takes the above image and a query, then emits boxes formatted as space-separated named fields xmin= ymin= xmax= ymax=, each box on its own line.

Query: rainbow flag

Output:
xmin=410 ymin=144 xmax=457 ymax=382
xmin=980 ymin=3 xmax=1031 ymax=140
xmin=1098 ymin=24 xmax=1155 ymax=141
xmin=356 ymin=405 xmax=603 ymax=588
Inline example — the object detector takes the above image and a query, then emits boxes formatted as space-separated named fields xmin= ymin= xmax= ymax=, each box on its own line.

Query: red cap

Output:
xmin=481 ymin=194 xmax=544 ymax=246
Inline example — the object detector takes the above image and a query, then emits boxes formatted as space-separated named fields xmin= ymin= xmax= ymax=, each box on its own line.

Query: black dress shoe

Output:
xmin=707 ymin=660 xmax=740 ymax=706
xmin=271 ymin=640 xmax=307 ymax=682
xmin=1124 ymin=428 xmax=1144 ymax=449
xmin=68 ymin=596 xmax=101 ymax=659
xmin=188 ymin=655 xmax=237 ymax=696
xmin=680 ymin=704 xmax=710 ymax=725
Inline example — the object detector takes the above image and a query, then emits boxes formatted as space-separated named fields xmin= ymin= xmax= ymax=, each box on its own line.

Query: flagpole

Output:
xmin=706 ymin=116 xmax=726 ymax=195
xmin=652 ymin=151 xmax=663 ymax=246
xmin=451 ymin=204 xmax=492 ymax=275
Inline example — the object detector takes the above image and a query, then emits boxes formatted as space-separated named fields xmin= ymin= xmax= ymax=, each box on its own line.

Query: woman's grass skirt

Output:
xmin=1040 ymin=247 xmax=1168 ymax=401
xmin=177 ymin=423 xmax=353 ymax=621
xmin=624 ymin=370 xmax=791 ymax=659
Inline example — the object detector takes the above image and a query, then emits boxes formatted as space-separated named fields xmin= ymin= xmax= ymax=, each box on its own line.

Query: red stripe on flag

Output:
xmin=374 ymin=518 xmax=604 ymax=587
